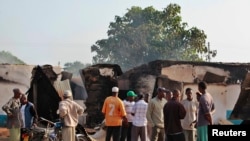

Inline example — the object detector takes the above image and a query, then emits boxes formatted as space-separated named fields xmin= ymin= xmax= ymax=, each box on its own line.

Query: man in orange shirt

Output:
xmin=102 ymin=86 xmax=127 ymax=141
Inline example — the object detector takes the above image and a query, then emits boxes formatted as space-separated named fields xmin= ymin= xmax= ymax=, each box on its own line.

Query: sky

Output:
xmin=0 ymin=0 xmax=250 ymax=67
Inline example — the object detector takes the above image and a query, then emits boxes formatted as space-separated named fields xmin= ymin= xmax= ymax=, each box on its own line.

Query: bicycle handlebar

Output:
xmin=40 ymin=117 xmax=56 ymax=126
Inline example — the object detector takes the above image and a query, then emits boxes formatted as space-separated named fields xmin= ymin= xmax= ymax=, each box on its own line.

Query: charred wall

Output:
xmin=81 ymin=60 xmax=250 ymax=126
xmin=80 ymin=64 xmax=122 ymax=127
xmin=118 ymin=60 xmax=250 ymax=124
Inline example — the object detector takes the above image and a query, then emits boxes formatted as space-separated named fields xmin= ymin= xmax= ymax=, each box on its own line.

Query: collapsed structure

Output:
xmin=81 ymin=60 xmax=250 ymax=126
xmin=0 ymin=64 xmax=87 ymax=126
xmin=80 ymin=64 xmax=123 ymax=127
xmin=1 ymin=60 xmax=250 ymax=127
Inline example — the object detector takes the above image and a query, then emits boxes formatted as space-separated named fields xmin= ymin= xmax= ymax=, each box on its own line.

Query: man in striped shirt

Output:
xmin=131 ymin=93 xmax=148 ymax=141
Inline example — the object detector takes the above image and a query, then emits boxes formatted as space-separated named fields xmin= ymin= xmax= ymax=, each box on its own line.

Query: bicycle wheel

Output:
xmin=29 ymin=135 xmax=43 ymax=141
xmin=75 ymin=134 xmax=90 ymax=141
xmin=49 ymin=137 xmax=56 ymax=141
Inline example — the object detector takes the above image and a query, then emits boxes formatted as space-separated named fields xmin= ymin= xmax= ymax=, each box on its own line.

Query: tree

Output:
xmin=91 ymin=3 xmax=216 ymax=71
xmin=0 ymin=50 xmax=26 ymax=64
xmin=63 ymin=61 xmax=91 ymax=76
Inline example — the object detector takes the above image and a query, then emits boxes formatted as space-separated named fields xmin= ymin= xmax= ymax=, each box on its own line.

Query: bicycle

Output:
xmin=28 ymin=117 xmax=58 ymax=141
xmin=75 ymin=123 xmax=96 ymax=141
xmin=29 ymin=117 xmax=91 ymax=141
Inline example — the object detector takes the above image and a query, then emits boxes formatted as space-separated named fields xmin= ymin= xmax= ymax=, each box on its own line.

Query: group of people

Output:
xmin=2 ymin=81 xmax=214 ymax=141
xmin=102 ymin=81 xmax=215 ymax=141
xmin=2 ymin=88 xmax=84 ymax=141
xmin=2 ymin=88 xmax=38 ymax=141
xmin=102 ymin=87 xmax=148 ymax=141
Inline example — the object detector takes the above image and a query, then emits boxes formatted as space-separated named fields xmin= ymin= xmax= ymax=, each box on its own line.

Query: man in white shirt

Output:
xmin=59 ymin=90 xmax=84 ymax=141
xmin=181 ymin=88 xmax=198 ymax=141
xmin=121 ymin=90 xmax=137 ymax=141
xmin=131 ymin=93 xmax=148 ymax=141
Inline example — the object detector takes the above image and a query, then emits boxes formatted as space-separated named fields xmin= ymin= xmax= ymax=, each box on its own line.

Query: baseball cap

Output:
xmin=127 ymin=91 xmax=137 ymax=97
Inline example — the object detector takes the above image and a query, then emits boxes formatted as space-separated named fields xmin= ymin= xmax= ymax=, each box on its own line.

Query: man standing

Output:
xmin=120 ymin=90 xmax=137 ymax=141
xmin=58 ymin=90 xmax=84 ymax=141
xmin=102 ymin=86 xmax=127 ymax=141
xmin=196 ymin=81 xmax=215 ymax=141
xmin=181 ymin=88 xmax=198 ymax=141
xmin=146 ymin=87 xmax=167 ymax=141
xmin=165 ymin=90 xmax=172 ymax=101
xmin=2 ymin=88 xmax=22 ymax=141
xmin=131 ymin=93 xmax=148 ymax=141
xmin=163 ymin=89 xmax=186 ymax=141
xmin=20 ymin=94 xmax=38 ymax=141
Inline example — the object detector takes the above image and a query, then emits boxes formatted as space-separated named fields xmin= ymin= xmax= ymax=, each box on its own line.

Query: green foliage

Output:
xmin=63 ymin=61 xmax=91 ymax=76
xmin=91 ymin=3 xmax=217 ymax=71
xmin=0 ymin=50 xmax=26 ymax=64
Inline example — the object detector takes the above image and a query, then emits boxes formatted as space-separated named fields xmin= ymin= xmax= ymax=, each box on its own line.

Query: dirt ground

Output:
xmin=0 ymin=128 xmax=9 ymax=141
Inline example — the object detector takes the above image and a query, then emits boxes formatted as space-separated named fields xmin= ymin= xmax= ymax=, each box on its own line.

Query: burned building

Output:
xmin=0 ymin=64 xmax=87 ymax=126
xmin=229 ymin=72 xmax=250 ymax=122
xmin=82 ymin=60 xmax=250 ymax=126
xmin=27 ymin=65 xmax=87 ymax=122
xmin=80 ymin=64 xmax=122 ymax=127
xmin=2 ymin=60 xmax=250 ymax=128
xmin=27 ymin=65 xmax=62 ymax=121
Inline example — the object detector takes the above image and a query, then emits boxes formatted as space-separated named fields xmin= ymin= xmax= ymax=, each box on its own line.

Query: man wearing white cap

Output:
xmin=58 ymin=90 xmax=84 ymax=141
xmin=102 ymin=86 xmax=127 ymax=141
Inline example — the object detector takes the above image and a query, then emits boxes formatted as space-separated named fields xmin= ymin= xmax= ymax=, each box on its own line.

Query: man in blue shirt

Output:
xmin=20 ymin=94 xmax=38 ymax=141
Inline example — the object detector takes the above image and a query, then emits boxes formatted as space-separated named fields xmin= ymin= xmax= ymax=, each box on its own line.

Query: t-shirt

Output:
xmin=20 ymin=104 xmax=26 ymax=128
xmin=132 ymin=99 xmax=148 ymax=126
xmin=123 ymin=100 xmax=135 ymax=122
xmin=102 ymin=96 xmax=126 ymax=126
xmin=181 ymin=99 xmax=198 ymax=130
xmin=197 ymin=93 xmax=215 ymax=127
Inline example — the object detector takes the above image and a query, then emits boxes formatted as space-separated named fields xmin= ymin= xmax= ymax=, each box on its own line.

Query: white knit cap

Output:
xmin=64 ymin=90 xmax=72 ymax=97
xmin=112 ymin=87 xmax=119 ymax=92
